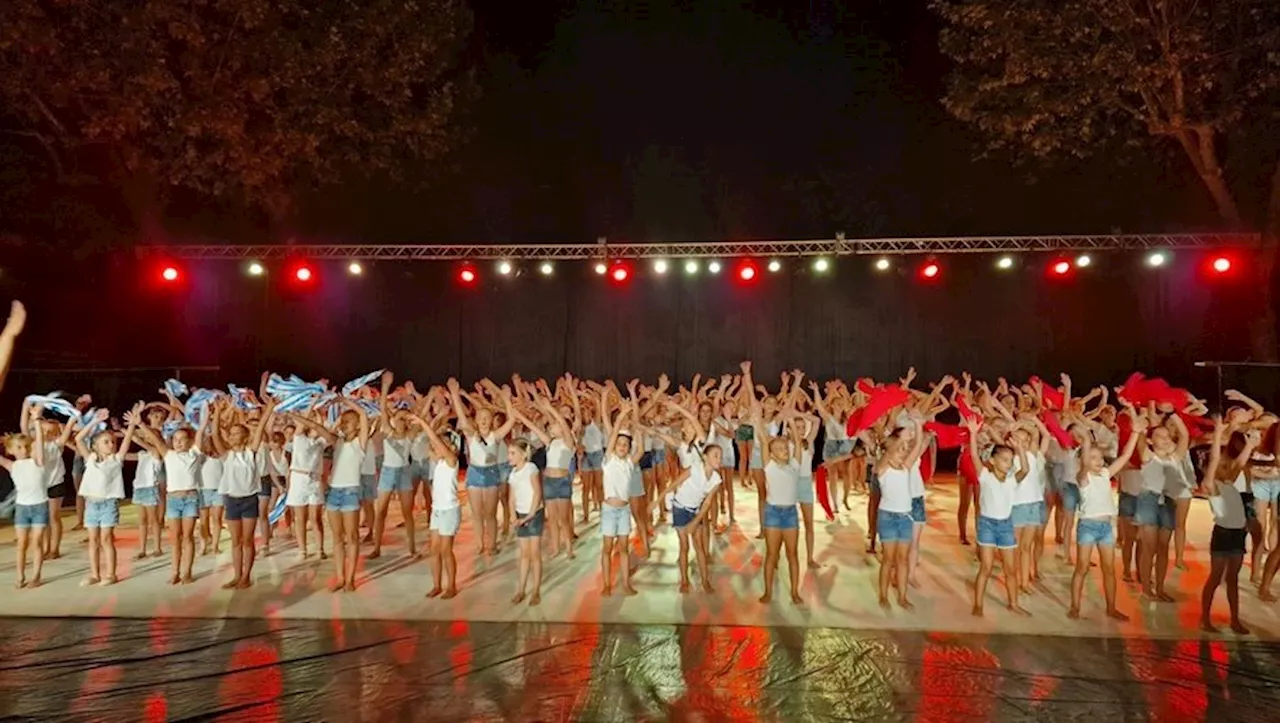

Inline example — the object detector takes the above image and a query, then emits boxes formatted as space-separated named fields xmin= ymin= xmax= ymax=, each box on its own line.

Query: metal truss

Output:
xmin=143 ymin=233 xmax=1261 ymax=261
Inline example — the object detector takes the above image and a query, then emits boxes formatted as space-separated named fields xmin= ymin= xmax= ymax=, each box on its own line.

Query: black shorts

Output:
xmin=47 ymin=482 xmax=69 ymax=501
xmin=1210 ymin=525 xmax=1247 ymax=557
xmin=224 ymin=494 xmax=260 ymax=521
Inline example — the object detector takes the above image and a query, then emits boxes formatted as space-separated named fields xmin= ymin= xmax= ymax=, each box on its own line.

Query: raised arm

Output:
xmin=117 ymin=403 xmax=144 ymax=460
xmin=288 ymin=412 xmax=338 ymax=446
xmin=0 ymin=300 xmax=26 ymax=394
xmin=1105 ymin=412 xmax=1147 ymax=479
xmin=1201 ymin=418 xmax=1225 ymax=496
xmin=73 ymin=409 xmax=110 ymax=458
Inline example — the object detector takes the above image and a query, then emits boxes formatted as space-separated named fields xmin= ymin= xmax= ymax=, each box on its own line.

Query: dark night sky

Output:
xmin=288 ymin=0 xmax=1217 ymax=246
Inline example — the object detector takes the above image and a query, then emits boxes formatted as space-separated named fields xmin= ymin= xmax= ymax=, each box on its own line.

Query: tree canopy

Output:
xmin=932 ymin=0 xmax=1280 ymax=233
xmin=0 ymin=0 xmax=474 ymax=221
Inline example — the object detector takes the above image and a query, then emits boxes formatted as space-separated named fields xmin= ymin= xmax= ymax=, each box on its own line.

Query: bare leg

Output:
xmin=800 ymin=502 xmax=819 ymax=567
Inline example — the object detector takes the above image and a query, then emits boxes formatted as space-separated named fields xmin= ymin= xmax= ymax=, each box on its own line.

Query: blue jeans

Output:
xmin=359 ymin=474 xmax=377 ymax=501
xmin=1118 ymin=492 xmax=1138 ymax=519
xmin=797 ymin=476 xmax=815 ymax=504
xmin=1011 ymin=501 xmax=1044 ymax=528
xmin=1254 ymin=479 xmax=1280 ymax=504
xmin=581 ymin=451 xmax=604 ymax=471
xmin=673 ymin=504 xmax=698 ymax=529
xmin=542 ymin=474 xmax=572 ymax=500
xmin=325 ymin=486 xmax=361 ymax=512
xmin=1077 ymin=518 xmax=1115 ymax=546
xmin=877 ymin=509 xmax=913 ymax=543
xmin=1135 ymin=491 xmax=1174 ymax=529
xmin=199 ymin=489 xmax=222 ymax=508
xmin=910 ymin=496 xmax=926 ymax=523
xmin=84 ymin=498 xmax=120 ymax=529
xmin=763 ymin=503 xmax=798 ymax=530
xmin=515 ymin=508 xmax=545 ymax=537
xmin=465 ymin=465 xmax=502 ymax=488
xmin=15 ymin=503 xmax=49 ymax=528
xmin=1061 ymin=483 xmax=1081 ymax=514
xmin=977 ymin=515 xmax=1015 ymax=549
xmin=166 ymin=493 xmax=199 ymax=519
xmin=378 ymin=465 xmax=412 ymax=494
xmin=601 ymin=504 xmax=631 ymax=537
xmin=132 ymin=486 xmax=160 ymax=507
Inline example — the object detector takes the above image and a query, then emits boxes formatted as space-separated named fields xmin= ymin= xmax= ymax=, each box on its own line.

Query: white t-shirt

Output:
xmin=799 ymin=445 xmax=814 ymax=477
xmin=467 ymin=432 xmax=500 ymax=468
xmin=330 ymin=440 xmax=366 ymax=488
xmin=907 ymin=456 xmax=926 ymax=498
xmin=267 ymin=448 xmax=288 ymax=477
xmin=712 ymin=417 xmax=735 ymax=455
xmin=878 ymin=466 xmax=912 ymax=514
xmin=673 ymin=465 xmax=722 ymax=511
xmin=677 ymin=441 xmax=703 ymax=471
xmin=409 ymin=433 xmax=431 ymax=464
xmin=382 ymin=436 xmax=410 ymax=468
xmin=290 ymin=434 xmax=327 ymax=475
xmin=581 ymin=423 xmax=605 ymax=453
xmin=432 ymin=459 xmax=460 ymax=510
xmin=546 ymin=438 xmax=574 ymax=469
xmin=824 ymin=417 xmax=848 ymax=441
xmin=602 ymin=454 xmax=635 ymax=503
xmin=132 ymin=450 xmax=160 ymax=490
xmin=11 ymin=458 xmax=48 ymax=505
xmin=508 ymin=461 xmax=538 ymax=515
xmin=765 ymin=460 xmax=800 ymax=506
xmin=219 ymin=449 xmax=259 ymax=497
xmin=1078 ymin=472 xmax=1117 ymax=520
xmin=1013 ymin=452 xmax=1045 ymax=505
xmin=164 ymin=449 xmax=203 ymax=492
xmin=201 ymin=456 xmax=223 ymax=491
xmin=80 ymin=455 xmax=125 ymax=500
xmin=978 ymin=468 xmax=1015 ymax=520
xmin=1209 ymin=483 xmax=1246 ymax=529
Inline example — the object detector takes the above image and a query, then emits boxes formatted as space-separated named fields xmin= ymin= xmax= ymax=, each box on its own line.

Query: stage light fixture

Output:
xmin=457 ymin=265 xmax=477 ymax=285
xmin=161 ymin=266 xmax=180 ymax=282
xmin=594 ymin=262 xmax=608 ymax=275
xmin=1053 ymin=260 xmax=1071 ymax=275
xmin=347 ymin=261 xmax=363 ymax=276
xmin=247 ymin=262 xmax=265 ymax=276
xmin=921 ymin=262 xmax=940 ymax=279
xmin=654 ymin=259 xmax=669 ymax=275
xmin=1147 ymin=251 xmax=1167 ymax=267
xmin=684 ymin=260 xmax=699 ymax=275
xmin=1076 ymin=254 xmax=1092 ymax=268
xmin=874 ymin=258 xmax=891 ymax=271
xmin=610 ymin=263 xmax=630 ymax=283
xmin=1212 ymin=256 xmax=1231 ymax=273
xmin=539 ymin=262 xmax=554 ymax=276
xmin=295 ymin=266 xmax=313 ymax=282
xmin=708 ymin=261 xmax=722 ymax=274
xmin=768 ymin=259 xmax=782 ymax=273
xmin=497 ymin=261 xmax=513 ymax=276
xmin=737 ymin=260 xmax=759 ymax=282
xmin=996 ymin=256 xmax=1014 ymax=270
xmin=813 ymin=258 xmax=830 ymax=273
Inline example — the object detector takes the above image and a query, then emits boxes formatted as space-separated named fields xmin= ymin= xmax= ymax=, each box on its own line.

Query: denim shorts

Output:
xmin=1253 ymin=479 xmax=1280 ymax=504
xmin=651 ymin=448 xmax=667 ymax=465
xmin=1135 ymin=491 xmax=1174 ymax=529
xmin=167 ymin=492 xmax=199 ymax=519
xmin=581 ymin=451 xmax=604 ymax=471
xmin=1061 ymin=483 xmax=1081 ymax=514
xmin=15 ymin=502 xmax=49 ymax=528
xmin=1118 ymin=492 xmax=1138 ymax=519
xmin=224 ymin=494 xmax=260 ymax=520
xmin=499 ymin=463 xmax=513 ymax=482
xmin=977 ymin=515 xmax=1016 ymax=549
xmin=466 ymin=464 xmax=502 ymax=489
xmin=516 ymin=508 xmax=545 ymax=537
xmin=672 ymin=504 xmax=698 ymax=529
xmin=132 ymin=486 xmax=160 ymax=507
xmin=763 ymin=503 xmax=799 ymax=530
xmin=378 ymin=465 xmax=412 ymax=494
xmin=823 ymin=439 xmax=853 ymax=460
xmin=324 ymin=486 xmax=360 ymax=512
xmin=542 ymin=474 xmax=572 ymax=500
xmin=409 ymin=460 xmax=431 ymax=483
xmin=639 ymin=451 xmax=655 ymax=471
xmin=601 ymin=504 xmax=632 ymax=537
xmin=430 ymin=506 xmax=461 ymax=536
xmin=797 ymin=476 xmax=815 ymax=505
xmin=910 ymin=496 xmax=926 ymax=523
xmin=1011 ymin=501 xmax=1044 ymax=528
xmin=1077 ymin=517 xmax=1115 ymax=546
xmin=257 ymin=476 xmax=274 ymax=498
xmin=877 ymin=509 xmax=913 ymax=543
xmin=199 ymin=489 xmax=223 ymax=508
xmin=359 ymin=474 xmax=377 ymax=501
xmin=84 ymin=498 xmax=120 ymax=529
xmin=749 ymin=445 xmax=764 ymax=471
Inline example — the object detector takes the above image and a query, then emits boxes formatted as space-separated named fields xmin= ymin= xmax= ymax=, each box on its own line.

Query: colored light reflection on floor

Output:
xmin=1 ymin=617 xmax=1278 ymax=721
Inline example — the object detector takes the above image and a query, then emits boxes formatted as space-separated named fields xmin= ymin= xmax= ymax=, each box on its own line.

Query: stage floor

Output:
xmin=2 ymin=476 xmax=1280 ymax=720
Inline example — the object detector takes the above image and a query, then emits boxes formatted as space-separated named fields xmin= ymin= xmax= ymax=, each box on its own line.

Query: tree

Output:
xmin=933 ymin=0 xmax=1280 ymax=358
xmin=0 ymin=0 xmax=474 ymax=227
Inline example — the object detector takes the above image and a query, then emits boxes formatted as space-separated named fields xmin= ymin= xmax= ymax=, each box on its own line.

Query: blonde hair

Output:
xmin=3 ymin=433 xmax=32 ymax=454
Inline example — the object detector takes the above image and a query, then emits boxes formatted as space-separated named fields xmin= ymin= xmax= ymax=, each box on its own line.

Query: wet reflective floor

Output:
xmin=2 ymin=616 xmax=1278 ymax=722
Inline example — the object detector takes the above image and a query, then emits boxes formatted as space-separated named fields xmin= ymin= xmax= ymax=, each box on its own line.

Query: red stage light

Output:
xmin=1213 ymin=256 xmax=1231 ymax=273
xmin=921 ymin=262 xmax=940 ymax=279
xmin=294 ymin=266 xmax=313 ymax=282
xmin=161 ymin=266 xmax=179 ymax=282
xmin=737 ymin=260 xmax=758 ymax=282
xmin=457 ymin=265 xmax=477 ymax=285
xmin=1053 ymin=260 xmax=1071 ymax=275
xmin=610 ymin=264 xmax=630 ymax=282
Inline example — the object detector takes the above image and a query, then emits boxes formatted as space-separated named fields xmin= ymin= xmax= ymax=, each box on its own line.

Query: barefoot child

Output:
xmin=507 ymin=438 xmax=545 ymax=605
xmin=420 ymin=405 xmax=462 ymax=599
xmin=599 ymin=399 xmax=645 ymax=596
xmin=963 ymin=415 xmax=1029 ymax=617
xmin=3 ymin=405 xmax=50 ymax=588
xmin=1200 ymin=419 xmax=1257 ymax=634
xmin=74 ymin=405 xmax=142 ymax=586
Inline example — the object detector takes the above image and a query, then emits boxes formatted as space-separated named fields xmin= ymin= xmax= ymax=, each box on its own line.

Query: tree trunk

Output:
xmin=1174 ymin=129 xmax=1243 ymax=225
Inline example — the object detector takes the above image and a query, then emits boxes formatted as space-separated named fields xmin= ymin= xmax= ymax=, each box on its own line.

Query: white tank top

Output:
xmin=132 ymin=449 xmax=159 ymax=490
xmin=546 ymin=438 xmax=574 ymax=470
xmin=432 ymin=459 xmax=460 ymax=510
xmin=468 ymin=433 xmax=500 ymax=468
xmin=1013 ymin=452 xmax=1045 ymax=504
xmin=581 ymin=423 xmax=604 ymax=453
xmin=908 ymin=456 xmax=926 ymax=498
xmin=382 ymin=436 xmax=410 ymax=468
xmin=765 ymin=460 xmax=800 ymax=506
xmin=219 ymin=449 xmax=259 ymax=497
xmin=1079 ymin=472 xmax=1117 ymax=519
xmin=11 ymin=458 xmax=48 ymax=505
xmin=164 ymin=449 xmax=203 ymax=492
xmin=824 ymin=417 xmax=848 ymax=441
xmin=978 ymin=468 xmax=1015 ymax=520
xmin=877 ymin=466 xmax=912 ymax=514
xmin=330 ymin=440 xmax=366 ymax=488
xmin=508 ymin=461 xmax=538 ymax=515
